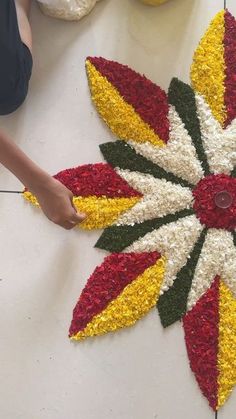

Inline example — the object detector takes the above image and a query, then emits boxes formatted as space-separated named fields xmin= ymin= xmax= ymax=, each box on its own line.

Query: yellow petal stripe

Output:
xmin=23 ymin=191 xmax=39 ymax=206
xmin=86 ymin=61 xmax=165 ymax=148
xmin=73 ymin=196 xmax=140 ymax=229
xmin=217 ymin=280 xmax=236 ymax=409
xmin=23 ymin=191 xmax=140 ymax=230
xmin=191 ymin=10 xmax=226 ymax=126
xmin=71 ymin=256 xmax=166 ymax=340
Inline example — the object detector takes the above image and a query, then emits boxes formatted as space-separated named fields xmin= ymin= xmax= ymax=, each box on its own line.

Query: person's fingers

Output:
xmin=71 ymin=197 xmax=87 ymax=218
xmin=59 ymin=221 xmax=75 ymax=230
xmin=56 ymin=212 xmax=86 ymax=229
xmin=71 ymin=210 xmax=86 ymax=223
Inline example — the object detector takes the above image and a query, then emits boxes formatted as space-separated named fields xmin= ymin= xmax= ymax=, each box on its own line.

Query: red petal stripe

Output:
xmin=224 ymin=11 xmax=236 ymax=127
xmin=69 ymin=252 xmax=161 ymax=337
xmin=183 ymin=277 xmax=220 ymax=411
xmin=87 ymin=57 xmax=169 ymax=143
xmin=55 ymin=163 xmax=142 ymax=198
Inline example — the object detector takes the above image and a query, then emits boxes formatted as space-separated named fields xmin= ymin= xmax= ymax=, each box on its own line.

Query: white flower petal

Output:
xmin=125 ymin=215 xmax=202 ymax=293
xmin=115 ymin=169 xmax=193 ymax=225
xmin=196 ymin=94 xmax=236 ymax=174
xmin=128 ymin=106 xmax=204 ymax=185
xmin=187 ymin=229 xmax=236 ymax=310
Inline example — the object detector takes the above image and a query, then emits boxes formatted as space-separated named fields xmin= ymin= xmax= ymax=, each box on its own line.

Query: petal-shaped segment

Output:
xmin=218 ymin=281 xmax=236 ymax=409
xmin=188 ymin=229 xmax=236 ymax=310
xmin=54 ymin=163 xmax=141 ymax=198
xmin=196 ymin=94 xmax=236 ymax=175
xmin=100 ymin=141 xmax=193 ymax=189
xmin=23 ymin=163 xmax=142 ymax=230
xmin=126 ymin=214 xmax=203 ymax=295
xmin=96 ymin=209 xmax=194 ymax=252
xmin=191 ymin=10 xmax=236 ymax=128
xmin=115 ymin=169 xmax=193 ymax=225
xmin=129 ymin=106 xmax=204 ymax=185
xmin=184 ymin=277 xmax=236 ymax=411
xmin=224 ymin=11 xmax=236 ymax=127
xmin=157 ymin=228 xmax=207 ymax=328
xmin=73 ymin=196 xmax=141 ymax=229
xmin=183 ymin=277 xmax=220 ymax=411
xmin=69 ymin=252 xmax=165 ymax=340
xmin=191 ymin=11 xmax=226 ymax=126
xmin=168 ymin=78 xmax=210 ymax=175
xmin=86 ymin=57 xmax=169 ymax=147
xmin=24 ymin=192 xmax=139 ymax=230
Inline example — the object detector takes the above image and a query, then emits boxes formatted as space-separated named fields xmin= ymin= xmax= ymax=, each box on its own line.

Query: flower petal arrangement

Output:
xmin=24 ymin=10 xmax=236 ymax=412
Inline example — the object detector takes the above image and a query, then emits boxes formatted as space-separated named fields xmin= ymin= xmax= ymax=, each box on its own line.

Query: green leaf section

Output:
xmin=157 ymin=228 xmax=207 ymax=328
xmin=168 ymin=77 xmax=210 ymax=176
xmin=95 ymin=209 xmax=194 ymax=252
xmin=100 ymin=141 xmax=193 ymax=189
xmin=232 ymin=231 xmax=236 ymax=247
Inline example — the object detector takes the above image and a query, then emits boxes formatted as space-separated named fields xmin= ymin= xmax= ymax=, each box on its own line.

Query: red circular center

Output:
xmin=193 ymin=174 xmax=236 ymax=230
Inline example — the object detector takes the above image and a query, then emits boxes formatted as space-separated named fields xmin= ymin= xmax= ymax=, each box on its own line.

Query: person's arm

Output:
xmin=0 ymin=129 xmax=86 ymax=229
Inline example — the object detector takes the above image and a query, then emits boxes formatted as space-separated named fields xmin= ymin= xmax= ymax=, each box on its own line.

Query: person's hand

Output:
xmin=0 ymin=129 xmax=86 ymax=229
xmin=30 ymin=177 xmax=86 ymax=230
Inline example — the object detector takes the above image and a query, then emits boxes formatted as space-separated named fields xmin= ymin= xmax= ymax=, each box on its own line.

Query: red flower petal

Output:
xmin=87 ymin=57 xmax=169 ymax=143
xmin=224 ymin=11 xmax=236 ymax=127
xmin=55 ymin=163 xmax=142 ymax=198
xmin=183 ymin=277 xmax=220 ymax=411
xmin=69 ymin=251 xmax=161 ymax=337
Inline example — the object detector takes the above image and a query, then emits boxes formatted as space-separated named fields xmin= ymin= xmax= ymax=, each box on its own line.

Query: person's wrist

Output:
xmin=26 ymin=170 xmax=53 ymax=195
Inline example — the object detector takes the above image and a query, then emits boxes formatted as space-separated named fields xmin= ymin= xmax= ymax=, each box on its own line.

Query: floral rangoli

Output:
xmin=25 ymin=10 xmax=236 ymax=412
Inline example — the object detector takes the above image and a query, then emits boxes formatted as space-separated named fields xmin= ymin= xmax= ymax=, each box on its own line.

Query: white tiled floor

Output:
xmin=0 ymin=1 xmax=235 ymax=418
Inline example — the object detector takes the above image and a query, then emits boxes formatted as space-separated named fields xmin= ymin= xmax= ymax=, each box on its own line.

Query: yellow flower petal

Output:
xmin=86 ymin=60 xmax=165 ymax=147
xmin=73 ymin=196 xmax=140 ymax=229
xmin=191 ymin=10 xmax=226 ymax=126
xmin=23 ymin=191 xmax=140 ymax=230
xmin=217 ymin=280 xmax=236 ymax=409
xmin=71 ymin=256 xmax=166 ymax=340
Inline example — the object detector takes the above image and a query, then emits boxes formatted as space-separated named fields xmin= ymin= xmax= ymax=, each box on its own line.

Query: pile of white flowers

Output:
xmin=38 ymin=0 xmax=101 ymax=21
